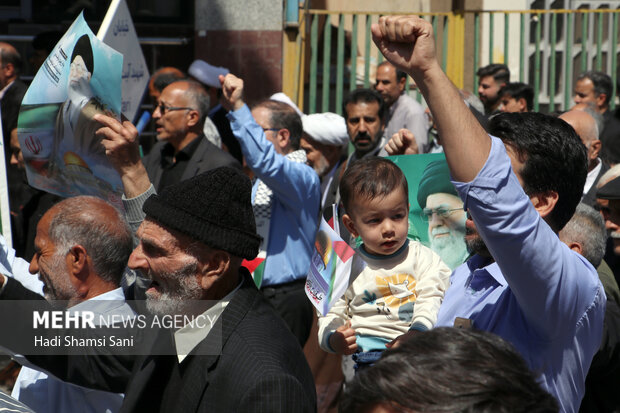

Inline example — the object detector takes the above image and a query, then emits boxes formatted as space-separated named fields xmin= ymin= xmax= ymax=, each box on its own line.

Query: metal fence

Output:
xmin=294 ymin=8 xmax=620 ymax=114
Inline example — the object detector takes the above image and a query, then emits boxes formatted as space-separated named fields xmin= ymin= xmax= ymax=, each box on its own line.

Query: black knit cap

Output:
xmin=143 ymin=167 xmax=261 ymax=259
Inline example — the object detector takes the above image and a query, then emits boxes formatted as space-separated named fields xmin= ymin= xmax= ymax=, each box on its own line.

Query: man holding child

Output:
xmin=377 ymin=15 xmax=605 ymax=413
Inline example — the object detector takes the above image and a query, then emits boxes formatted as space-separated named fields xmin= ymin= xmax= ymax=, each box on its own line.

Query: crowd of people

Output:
xmin=0 ymin=13 xmax=618 ymax=413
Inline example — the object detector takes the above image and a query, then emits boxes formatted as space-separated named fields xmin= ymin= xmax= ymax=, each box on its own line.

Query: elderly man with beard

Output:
xmin=0 ymin=164 xmax=316 ymax=412
xmin=417 ymin=160 xmax=468 ymax=270
xmin=300 ymin=112 xmax=348 ymax=208
xmin=376 ymin=15 xmax=605 ymax=413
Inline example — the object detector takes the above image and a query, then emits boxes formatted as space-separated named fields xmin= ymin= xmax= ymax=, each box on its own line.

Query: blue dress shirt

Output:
xmin=227 ymin=105 xmax=320 ymax=286
xmin=437 ymin=136 xmax=606 ymax=413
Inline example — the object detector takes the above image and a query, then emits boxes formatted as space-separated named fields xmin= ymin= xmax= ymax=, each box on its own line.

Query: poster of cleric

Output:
xmin=388 ymin=154 xmax=469 ymax=271
xmin=17 ymin=13 xmax=123 ymax=205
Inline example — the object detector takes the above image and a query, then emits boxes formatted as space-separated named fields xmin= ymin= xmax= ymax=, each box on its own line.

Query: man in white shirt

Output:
xmin=375 ymin=61 xmax=428 ymax=152
xmin=2 ymin=195 xmax=135 ymax=413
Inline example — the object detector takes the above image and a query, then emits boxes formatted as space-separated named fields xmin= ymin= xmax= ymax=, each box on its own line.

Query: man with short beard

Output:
xmin=378 ymin=16 xmax=604 ymax=413
xmin=343 ymin=88 xmax=388 ymax=164
xmin=300 ymin=112 xmax=348 ymax=208
xmin=477 ymin=63 xmax=509 ymax=116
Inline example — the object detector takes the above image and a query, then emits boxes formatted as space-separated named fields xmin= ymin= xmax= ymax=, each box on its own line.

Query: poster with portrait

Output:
xmin=388 ymin=154 xmax=469 ymax=270
xmin=17 ymin=12 xmax=123 ymax=206
xmin=306 ymin=208 xmax=357 ymax=316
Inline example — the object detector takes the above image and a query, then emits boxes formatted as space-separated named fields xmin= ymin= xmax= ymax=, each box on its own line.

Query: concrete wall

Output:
xmin=194 ymin=0 xmax=283 ymax=103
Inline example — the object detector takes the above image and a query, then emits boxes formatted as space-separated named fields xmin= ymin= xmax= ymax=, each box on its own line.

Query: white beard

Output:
xmin=429 ymin=227 xmax=468 ymax=270
xmin=145 ymin=261 xmax=204 ymax=317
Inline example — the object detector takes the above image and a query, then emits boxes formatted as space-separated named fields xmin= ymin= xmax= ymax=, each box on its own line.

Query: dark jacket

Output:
xmin=2 ymin=270 xmax=317 ymax=412
xmin=143 ymin=135 xmax=241 ymax=191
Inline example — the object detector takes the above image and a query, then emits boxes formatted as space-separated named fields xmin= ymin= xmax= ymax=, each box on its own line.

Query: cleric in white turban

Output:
xmin=299 ymin=112 xmax=349 ymax=208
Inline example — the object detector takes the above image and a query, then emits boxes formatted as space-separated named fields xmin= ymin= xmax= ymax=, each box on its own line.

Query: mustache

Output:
xmin=354 ymin=132 xmax=370 ymax=141
xmin=431 ymin=227 xmax=450 ymax=236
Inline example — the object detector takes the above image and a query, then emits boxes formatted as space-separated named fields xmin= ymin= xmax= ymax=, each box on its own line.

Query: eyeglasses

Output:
xmin=156 ymin=102 xmax=194 ymax=115
xmin=262 ymin=128 xmax=280 ymax=133
xmin=420 ymin=207 xmax=462 ymax=221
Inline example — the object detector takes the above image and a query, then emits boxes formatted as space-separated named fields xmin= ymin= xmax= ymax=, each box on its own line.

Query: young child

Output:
xmin=318 ymin=157 xmax=451 ymax=369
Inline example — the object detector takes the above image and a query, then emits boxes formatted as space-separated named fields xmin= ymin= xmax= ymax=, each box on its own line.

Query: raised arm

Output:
xmin=94 ymin=113 xmax=152 ymax=199
xmin=220 ymin=74 xmax=319 ymax=209
xmin=371 ymin=16 xmax=490 ymax=182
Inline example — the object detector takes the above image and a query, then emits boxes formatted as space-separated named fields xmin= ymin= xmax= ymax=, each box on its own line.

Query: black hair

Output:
xmin=489 ymin=112 xmax=587 ymax=231
xmin=499 ymin=82 xmax=534 ymax=111
xmin=254 ymin=99 xmax=303 ymax=150
xmin=71 ymin=35 xmax=94 ymax=74
xmin=477 ymin=63 xmax=510 ymax=84
xmin=342 ymin=88 xmax=386 ymax=122
xmin=578 ymin=71 xmax=613 ymax=106
xmin=340 ymin=157 xmax=408 ymax=215
xmin=340 ymin=327 xmax=559 ymax=413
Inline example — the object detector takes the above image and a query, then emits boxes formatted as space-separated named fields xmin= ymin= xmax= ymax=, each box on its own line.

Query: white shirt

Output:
xmin=12 ymin=288 xmax=136 ymax=413
xmin=0 ymin=80 xmax=15 ymax=101
xmin=583 ymin=158 xmax=602 ymax=196
xmin=174 ymin=282 xmax=241 ymax=363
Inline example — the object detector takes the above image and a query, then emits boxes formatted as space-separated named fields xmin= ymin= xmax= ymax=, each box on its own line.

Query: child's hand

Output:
xmin=329 ymin=322 xmax=357 ymax=355
xmin=386 ymin=330 xmax=417 ymax=349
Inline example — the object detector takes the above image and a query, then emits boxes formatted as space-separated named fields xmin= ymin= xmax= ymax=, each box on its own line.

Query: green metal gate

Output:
xmin=284 ymin=8 xmax=620 ymax=114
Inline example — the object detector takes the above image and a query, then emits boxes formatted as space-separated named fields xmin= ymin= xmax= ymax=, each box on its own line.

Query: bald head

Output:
xmin=152 ymin=80 xmax=210 ymax=150
xmin=164 ymin=80 xmax=209 ymax=122
xmin=0 ymin=42 xmax=21 ymax=89
xmin=560 ymin=110 xmax=599 ymax=146
xmin=560 ymin=109 xmax=601 ymax=171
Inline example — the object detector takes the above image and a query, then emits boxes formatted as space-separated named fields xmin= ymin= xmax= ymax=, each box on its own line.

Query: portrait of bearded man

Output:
xmin=417 ymin=160 xmax=469 ymax=269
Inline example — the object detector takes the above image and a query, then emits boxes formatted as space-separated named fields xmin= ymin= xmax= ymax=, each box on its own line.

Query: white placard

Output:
xmin=97 ymin=0 xmax=149 ymax=122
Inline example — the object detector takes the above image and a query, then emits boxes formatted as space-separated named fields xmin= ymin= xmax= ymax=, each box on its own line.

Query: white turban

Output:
xmin=269 ymin=92 xmax=304 ymax=117
xmin=188 ymin=60 xmax=229 ymax=88
xmin=301 ymin=112 xmax=348 ymax=147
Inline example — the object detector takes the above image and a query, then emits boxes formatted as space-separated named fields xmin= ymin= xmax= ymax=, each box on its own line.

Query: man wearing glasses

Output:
xmin=417 ymin=160 xmax=468 ymax=270
xmin=220 ymin=74 xmax=320 ymax=347
xmin=143 ymin=79 xmax=240 ymax=191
